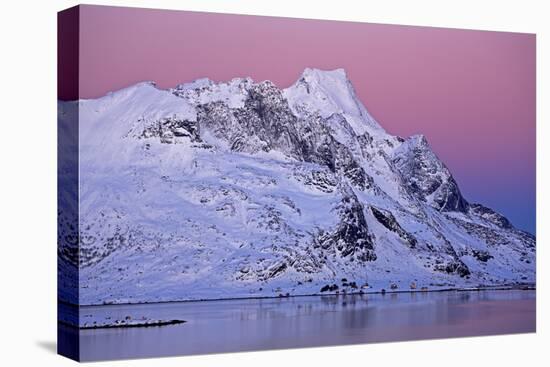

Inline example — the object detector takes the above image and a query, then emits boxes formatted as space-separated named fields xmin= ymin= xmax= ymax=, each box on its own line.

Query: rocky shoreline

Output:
xmin=70 ymin=282 xmax=536 ymax=308
xmin=60 ymin=319 xmax=186 ymax=330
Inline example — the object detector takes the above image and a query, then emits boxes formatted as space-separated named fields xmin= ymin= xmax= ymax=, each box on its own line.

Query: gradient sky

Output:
xmin=74 ymin=5 xmax=536 ymax=234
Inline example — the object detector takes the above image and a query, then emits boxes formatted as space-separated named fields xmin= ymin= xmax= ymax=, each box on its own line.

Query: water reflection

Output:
xmin=66 ymin=290 xmax=535 ymax=361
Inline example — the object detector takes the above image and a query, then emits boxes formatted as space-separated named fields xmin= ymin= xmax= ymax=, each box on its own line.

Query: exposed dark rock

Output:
xmin=370 ymin=206 xmax=417 ymax=248
xmin=318 ymin=188 xmax=377 ymax=262
xmin=267 ymin=262 xmax=288 ymax=278
xmin=392 ymin=135 xmax=468 ymax=213
xmin=299 ymin=169 xmax=337 ymax=193
xmin=297 ymin=121 xmax=373 ymax=190
xmin=472 ymin=249 xmax=494 ymax=262
xmin=469 ymin=203 xmax=513 ymax=229
xmin=196 ymin=84 xmax=373 ymax=190
xmin=434 ymin=260 xmax=471 ymax=277
xmin=140 ymin=116 xmax=201 ymax=143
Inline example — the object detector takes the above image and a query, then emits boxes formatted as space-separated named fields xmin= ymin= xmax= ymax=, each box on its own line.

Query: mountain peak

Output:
xmin=300 ymin=67 xmax=349 ymax=83
xmin=284 ymin=67 xmax=382 ymax=134
xmin=296 ymin=68 xmax=353 ymax=94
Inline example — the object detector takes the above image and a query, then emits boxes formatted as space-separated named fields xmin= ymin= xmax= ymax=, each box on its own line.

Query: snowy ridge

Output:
xmin=284 ymin=68 xmax=382 ymax=135
xmin=58 ymin=68 xmax=535 ymax=306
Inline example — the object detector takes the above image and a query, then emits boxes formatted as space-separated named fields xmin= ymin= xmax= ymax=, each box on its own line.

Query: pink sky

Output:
xmin=73 ymin=5 xmax=536 ymax=233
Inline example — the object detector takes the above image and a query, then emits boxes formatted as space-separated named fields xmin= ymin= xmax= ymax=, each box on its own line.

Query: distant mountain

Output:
xmin=58 ymin=68 xmax=535 ymax=305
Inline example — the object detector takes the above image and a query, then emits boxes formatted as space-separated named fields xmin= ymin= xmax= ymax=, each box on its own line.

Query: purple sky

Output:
xmin=74 ymin=5 xmax=536 ymax=233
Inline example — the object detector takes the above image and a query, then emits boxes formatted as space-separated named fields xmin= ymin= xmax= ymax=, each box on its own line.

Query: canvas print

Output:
xmin=58 ymin=5 xmax=536 ymax=362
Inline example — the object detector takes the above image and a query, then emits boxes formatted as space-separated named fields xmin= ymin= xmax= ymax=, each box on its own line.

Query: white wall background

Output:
xmin=0 ymin=0 xmax=547 ymax=365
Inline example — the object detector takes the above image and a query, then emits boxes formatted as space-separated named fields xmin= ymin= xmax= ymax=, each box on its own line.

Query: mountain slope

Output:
xmin=58 ymin=68 xmax=535 ymax=305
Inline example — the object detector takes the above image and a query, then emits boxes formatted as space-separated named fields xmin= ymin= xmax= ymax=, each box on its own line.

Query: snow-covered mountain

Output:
xmin=58 ymin=68 xmax=535 ymax=305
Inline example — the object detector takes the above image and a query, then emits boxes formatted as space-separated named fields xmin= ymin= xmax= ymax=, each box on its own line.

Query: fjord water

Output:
xmin=71 ymin=290 xmax=535 ymax=361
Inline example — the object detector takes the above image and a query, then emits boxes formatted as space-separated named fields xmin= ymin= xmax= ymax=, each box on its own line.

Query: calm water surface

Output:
xmin=63 ymin=290 xmax=535 ymax=361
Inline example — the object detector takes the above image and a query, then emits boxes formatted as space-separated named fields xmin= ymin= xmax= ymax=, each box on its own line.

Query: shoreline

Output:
xmin=60 ymin=283 xmax=536 ymax=308
xmin=59 ymin=319 xmax=186 ymax=330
